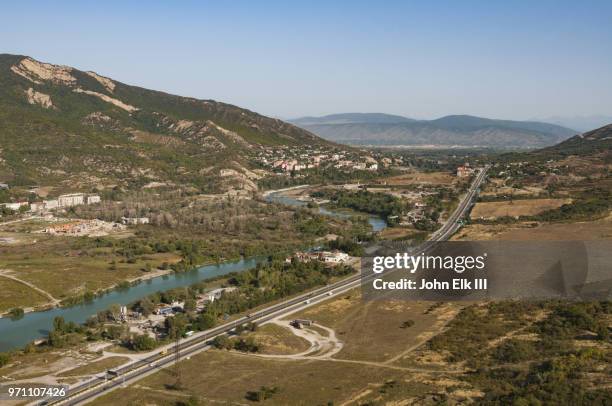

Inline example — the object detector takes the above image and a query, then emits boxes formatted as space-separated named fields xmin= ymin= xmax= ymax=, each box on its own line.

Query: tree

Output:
xmin=48 ymin=330 xmax=65 ymax=348
xmin=211 ymin=334 xmax=232 ymax=350
xmin=0 ymin=352 xmax=10 ymax=368
xmin=105 ymin=325 xmax=127 ymax=340
xmin=165 ymin=313 xmax=188 ymax=339
xmin=137 ymin=297 xmax=155 ymax=316
xmin=131 ymin=334 xmax=156 ymax=351
xmin=233 ymin=337 xmax=259 ymax=353
xmin=183 ymin=298 xmax=197 ymax=313
xmin=53 ymin=316 xmax=66 ymax=333
xmin=8 ymin=307 xmax=24 ymax=320
xmin=194 ymin=313 xmax=216 ymax=331
xmin=246 ymin=386 xmax=278 ymax=402
xmin=108 ymin=304 xmax=122 ymax=321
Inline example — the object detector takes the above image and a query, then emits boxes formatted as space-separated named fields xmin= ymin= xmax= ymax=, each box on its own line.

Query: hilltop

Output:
xmin=534 ymin=123 xmax=612 ymax=157
xmin=290 ymin=113 xmax=576 ymax=149
xmin=0 ymin=54 xmax=332 ymax=193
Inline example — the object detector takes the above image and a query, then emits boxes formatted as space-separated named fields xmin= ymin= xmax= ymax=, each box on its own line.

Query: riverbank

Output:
xmin=261 ymin=184 xmax=310 ymax=197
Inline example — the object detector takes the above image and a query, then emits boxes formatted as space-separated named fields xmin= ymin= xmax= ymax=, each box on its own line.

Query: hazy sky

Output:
xmin=2 ymin=1 xmax=611 ymax=120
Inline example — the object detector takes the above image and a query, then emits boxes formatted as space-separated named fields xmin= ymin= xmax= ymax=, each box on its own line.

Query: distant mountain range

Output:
xmin=0 ymin=54 xmax=330 ymax=193
xmin=290 ymin=113 xmax=578 ymax=149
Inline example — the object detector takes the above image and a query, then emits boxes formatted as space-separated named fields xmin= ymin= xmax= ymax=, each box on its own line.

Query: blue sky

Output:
xmin=1 ymin=1 xmax=611 ymax=121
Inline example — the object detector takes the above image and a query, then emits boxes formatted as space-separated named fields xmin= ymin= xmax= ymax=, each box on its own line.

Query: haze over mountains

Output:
xmin=0 ymin=54 xmax=330 ymax=193
xmin=290 ymin=113 xmax=578 ymax=149
xmin=535 ymin=115 xmax=612 ymax=132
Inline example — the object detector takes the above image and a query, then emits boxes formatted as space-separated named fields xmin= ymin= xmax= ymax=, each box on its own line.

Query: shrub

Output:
xmin=8 ymin=307 xmax=24 ymax=320
xmin=0 ymin=353 xmax=10 ymax=368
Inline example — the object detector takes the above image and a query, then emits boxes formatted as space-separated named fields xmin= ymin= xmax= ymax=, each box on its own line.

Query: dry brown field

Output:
xmin=383 ymin=171 xmax=456 ymax=186
xmin=470 ymin=198 xmax=571 ymax=219
xmin=454 ymin=213 xmax=612 ymax=241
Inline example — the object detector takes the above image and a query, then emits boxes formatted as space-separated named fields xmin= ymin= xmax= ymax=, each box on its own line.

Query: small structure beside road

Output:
xmin=290 ymin=319 xmax=314 ymax=329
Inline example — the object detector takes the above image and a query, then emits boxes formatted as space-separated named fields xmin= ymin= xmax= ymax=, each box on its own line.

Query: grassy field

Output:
xmin=454 ymin=213 xmax=612 ymax=241
xmin=57 ymin=356 xmax=130 ymax=377
xmin=0 ymin=277 xmax=50 ymax=311
xmin=0 ymin=350 xmax=66 ymax=382
xmin=480 ymin=184 xmax=545 ymax=197
xmin=84 ymin=289 xmax=473 ymax=405
xmin=247 ymin=324 xmax=311 ymax=355
xmin=470 ymin=198 xmax=571 ymax=219
xmin=89 ymin=350 xmax=437 ymax=406
xmin=287 ymin=290 xmax=462 ymax=363
xmin=0 ymin=231 xmax=181 ymax=311
xmin=378 ymin=226 xmax=421 ymax=240
xmin=382 ymin=171 xmax=456 ymax=186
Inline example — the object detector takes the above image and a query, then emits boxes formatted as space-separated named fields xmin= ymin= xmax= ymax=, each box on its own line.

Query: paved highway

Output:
xmin=38 ymin=166 xmax=488 ymax=406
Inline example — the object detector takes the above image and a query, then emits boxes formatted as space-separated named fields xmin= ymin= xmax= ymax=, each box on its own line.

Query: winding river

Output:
xmin=0 ymin=190 xmax=386 ymax=352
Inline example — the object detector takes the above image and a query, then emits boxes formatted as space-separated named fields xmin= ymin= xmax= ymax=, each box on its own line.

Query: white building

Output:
xmin=44 ymin=200 xmax=59 ymax=210
xmin=202 ymin=287 xmax=237 ymax=303
xmin=29 ymin=202 xmax=44 ymax=212
xmin=2 ymin=202 xmax=28 ymax=211
xmin=58 ymin=193 xmax=85 ymax=207
xmin=87 ymin=195 xmax=101 ymax=204
xmin=322 ymin=251 xmax=350 ymax=264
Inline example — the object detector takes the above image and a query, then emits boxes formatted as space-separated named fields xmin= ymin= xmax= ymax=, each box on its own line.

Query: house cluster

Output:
xmin=121 ymin=216 xmax=150 ymax=225
xmin=1 ymin=192 xmax=101 ymax=213
xmin=254 ymin=146 xmax=379 ymax=174
xmin=38 ymin=219 xmax=125 ymax=236
xmin=456 ymin=163 xmax=475 ymax=177
xmin=286 ymin=249 xmax=350 ymax=264
xmin=403 ymin=202 xmax=428 ymax=224
xmin=333 ymin=160 xmax=378 ymax=171
xmin=120 ymin=286 xmax=239 ymax=339
xmin=155 ymin=301 xmax=185 ymax=316
xmin=151 ymin=287 xmax=239 ymax=318
xmin=195 ymin=287 xmax=238 ymax=309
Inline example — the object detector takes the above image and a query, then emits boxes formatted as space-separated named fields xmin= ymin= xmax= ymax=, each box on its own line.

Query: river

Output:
xmin=0 ymin=190 xmax=385 ymax=352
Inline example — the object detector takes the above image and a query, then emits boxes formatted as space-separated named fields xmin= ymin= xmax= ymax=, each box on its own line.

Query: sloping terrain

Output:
xmin=0 ymin=54 xmax=329 ymax=192
xmin=535 ymin=123 xmax=612 ymax=157
xmin=290 ymin=113 xmax=576 ymax=148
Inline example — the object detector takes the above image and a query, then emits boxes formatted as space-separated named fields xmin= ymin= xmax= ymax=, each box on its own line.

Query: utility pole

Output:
xmin=174 ymin=336 xmax=181 ymax=389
